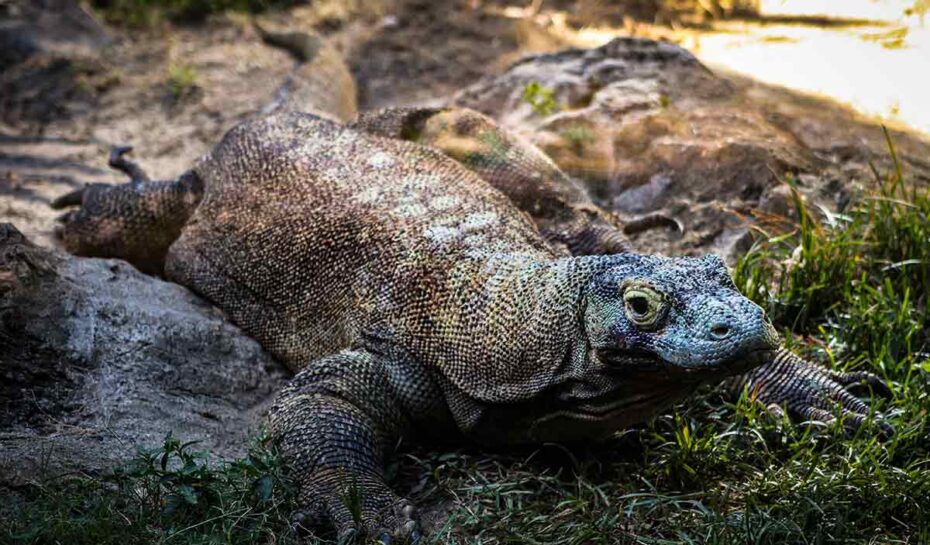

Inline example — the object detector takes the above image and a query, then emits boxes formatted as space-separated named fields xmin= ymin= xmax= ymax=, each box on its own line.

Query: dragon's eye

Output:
xmin=622 ymin=284 xmax=665 ymax=328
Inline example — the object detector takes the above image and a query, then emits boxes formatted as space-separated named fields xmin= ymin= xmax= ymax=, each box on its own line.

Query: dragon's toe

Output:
xmin=746 ymin=348 xmax=894 ymax=438
xmin=831 ymin=369 xmax=894 ymax=398
xmin=291 ymin=480 xmax=421 ymax=543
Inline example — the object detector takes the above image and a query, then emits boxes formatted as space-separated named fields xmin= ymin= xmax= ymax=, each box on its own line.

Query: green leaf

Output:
xmin=253 ymin=475 xmax=274 ymax=502
xmin=178 ymin=484 xmax=199 ymax=505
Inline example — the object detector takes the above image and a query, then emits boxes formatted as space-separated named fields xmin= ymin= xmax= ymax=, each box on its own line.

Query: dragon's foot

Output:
xmin=52 ymin=181 xmax=152 ymax=258
xmin=740 ymin=348 xmax=895 ymax=438
xmin=50 ymin=147 xmax=201 ymax=274
xmin=292 ymin=474 xmax=421 ymax=544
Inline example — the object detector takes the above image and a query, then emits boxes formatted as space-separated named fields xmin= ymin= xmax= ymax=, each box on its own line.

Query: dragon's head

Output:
xmin=584 ymin=253 xmax=778 ymax=376
xmin=514 ymin=253 xmax=779 ymax=443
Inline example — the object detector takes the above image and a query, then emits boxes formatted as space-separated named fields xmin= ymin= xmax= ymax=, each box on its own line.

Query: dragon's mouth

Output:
xmin=595 ymin=348 xmax=663 ymax=371
xmin=530 ymin=348 xmax=777 ymax=440
xmin=595 ymin=347 xmax=775 ymax=379
xmin=533 ymin=388 xmax=684 ymax=438
xmin=726 ymin=348 xmax=776 ymax=374
xmin=572 ymin=388 xmax=679 ymax=418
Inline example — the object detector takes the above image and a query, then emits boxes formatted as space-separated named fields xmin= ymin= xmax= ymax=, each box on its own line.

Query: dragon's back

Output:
xmin=164 ymin=113 xmax=555 ymax=368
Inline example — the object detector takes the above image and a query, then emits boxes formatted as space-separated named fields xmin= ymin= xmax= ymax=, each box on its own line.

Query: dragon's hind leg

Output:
xmin=52 ymin=146 xmax=202 ymax=275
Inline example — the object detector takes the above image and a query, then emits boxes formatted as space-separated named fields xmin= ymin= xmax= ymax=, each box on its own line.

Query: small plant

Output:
xmin=559 ymin=124 xmax=595 ymax=153
xmin=659 ymin=93 xmax=671 ymax=109
xmin=522 ymin=81 xmax=560 ymax=117
xmin=166 ymin=62 xmax=198 ymax=99
xmin=339 ymin=477 xmax=366 ymax=526
xmin=2 ymin=432 xmax=298 ymax=544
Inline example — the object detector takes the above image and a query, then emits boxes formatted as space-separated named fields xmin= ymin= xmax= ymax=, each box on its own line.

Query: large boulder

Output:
xmin=0 ymin=224 xmax=288 ymax=486
xmin=454 ymin=37 xmax=930 ymax=257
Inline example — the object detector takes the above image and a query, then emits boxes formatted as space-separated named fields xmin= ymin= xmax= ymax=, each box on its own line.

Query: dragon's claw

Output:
xmin=107 ymin=145 xmax=150 ymax=184
xmin=289 ymin=482 xmax=420 ymax=543
xmin=51 ymin=187 xmax=87 ymax=210
xmin=743 ymin=349 xmax=895 ymax=438
xmin=831 ymin=370 xmax=894 ymax=398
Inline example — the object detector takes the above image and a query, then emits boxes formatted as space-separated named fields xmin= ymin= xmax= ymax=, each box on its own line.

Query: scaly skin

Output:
xmin=54 ymin=112 xmax=779 ymax=541
xmin=353 ymin=106 xmax=893 ymax=438
xmin=353 ymin=107 xmax=634 ymax=256
xmin=50 ymin=33 xmax=892 ymax=543
xmin=254 ymin=24 xmax=358 ymax=123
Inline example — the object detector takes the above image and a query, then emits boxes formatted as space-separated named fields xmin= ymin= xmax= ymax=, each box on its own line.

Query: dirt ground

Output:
xmin=3 ymin=0 xmax=929 ymax=259
xmin=0 ymin=0 xmax=558 ymax=249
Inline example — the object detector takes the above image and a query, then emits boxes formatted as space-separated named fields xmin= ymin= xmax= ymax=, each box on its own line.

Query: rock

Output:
xmin=453 ymin=38 xmax=816 ymax=256
xmin=0 ymin=0 xmax=114 ymax=129
xmin=453 ymin=37 xmax=930 ymax=257
xmin=0 ymin=0 xmax=111 ymax=69
xmin=758 ymin=183 xmax=796 ymax=219
xmin=0 ymin=224 xmax=288 ymax=486
xmin=613 ymin=173 xmax=674 ymax=214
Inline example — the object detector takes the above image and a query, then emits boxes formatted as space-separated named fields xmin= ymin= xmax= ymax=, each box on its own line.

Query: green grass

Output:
xmin=3 ymin=131 xmax=929 ymax=544
xmin=2 ymin=433 xmax=299 ymax=544
xmin=734 ymin=128 xmax=929 ymax=374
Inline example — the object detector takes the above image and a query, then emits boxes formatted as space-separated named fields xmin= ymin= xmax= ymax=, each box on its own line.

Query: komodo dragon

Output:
xmin=49 ymin=30 xmax=892 ymax=543
xmin=350 ymin=105 xmax=892 ymax=427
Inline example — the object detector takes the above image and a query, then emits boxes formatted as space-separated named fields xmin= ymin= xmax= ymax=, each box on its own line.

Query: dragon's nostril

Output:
xmin=711 ymin=324 xmax=731 ymax=339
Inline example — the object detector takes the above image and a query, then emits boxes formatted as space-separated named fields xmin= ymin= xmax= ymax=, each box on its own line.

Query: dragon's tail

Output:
xmin=252 ymin=20 xmax=358 ymax=123
xmin=253 ymin=21 xmax=323 ymax=63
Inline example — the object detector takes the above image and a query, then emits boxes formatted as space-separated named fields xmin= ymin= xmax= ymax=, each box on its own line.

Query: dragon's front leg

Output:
xmin=727 ymin=348 xmax=894 ymax=436
xmin=271 ymin=349 xmax=434 ymax=544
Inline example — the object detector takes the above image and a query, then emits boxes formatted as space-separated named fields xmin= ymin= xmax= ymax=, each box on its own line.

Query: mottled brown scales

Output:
xmin=53 ymin=175 xmax=202 ymax=274
xmin=354 ymin=107 xmax=633 ymax=256
xmin=50 ymin=35 xmax=892 ymax=543
xmin=171 ymin=113 xmax=556 ymax=374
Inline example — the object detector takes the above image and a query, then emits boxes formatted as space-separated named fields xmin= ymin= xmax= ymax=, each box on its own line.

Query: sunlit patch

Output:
xmin=368 ymin=151 xmax=395 ymax=169
xmin=532 ymin=0 xmax=930 ymax=136
xmin=461 ymin=211 xmax=498 ymax=232
xmin=430 ymin=195 xmax=459 ymax=211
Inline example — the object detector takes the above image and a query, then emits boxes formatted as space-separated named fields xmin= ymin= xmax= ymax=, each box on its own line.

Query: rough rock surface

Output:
xmin=0 ymin=0 xmax=113 ymax=130
xmin=454 ymin=37 xmax=930 ymax=258
xmin=0 ymin=224 xmax=288 ymax=486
